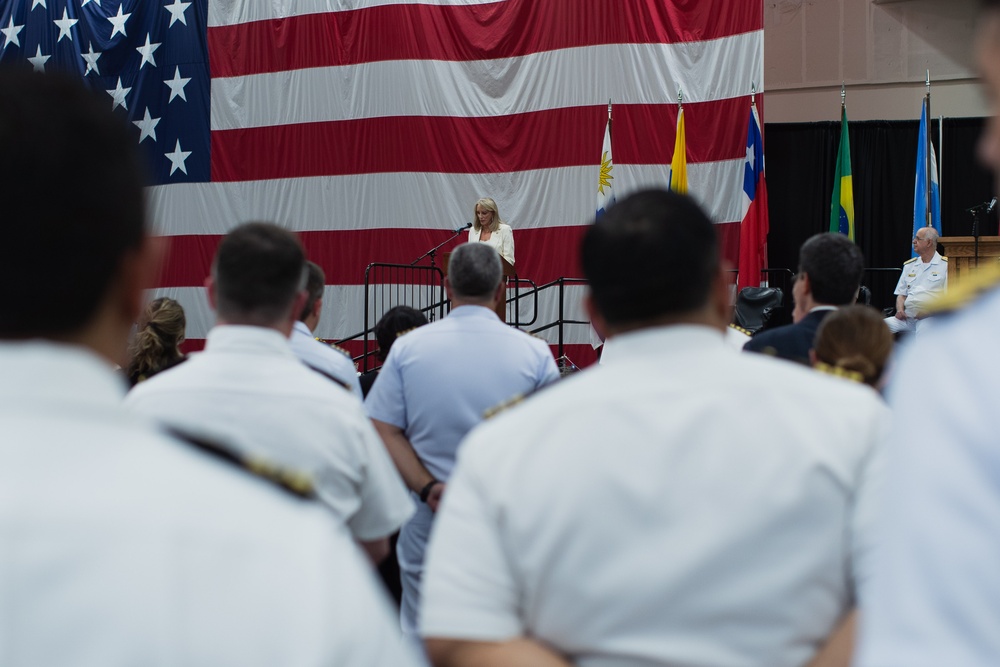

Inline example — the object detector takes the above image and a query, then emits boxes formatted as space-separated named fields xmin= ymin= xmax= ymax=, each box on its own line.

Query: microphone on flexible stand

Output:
xmin=988 ymin=196 xmax=997 ymax=214
xmin=452 ymin=222 xmax=473 ymax=234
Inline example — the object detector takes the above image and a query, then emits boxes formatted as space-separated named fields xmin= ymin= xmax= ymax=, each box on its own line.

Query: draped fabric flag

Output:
xmin=737 ymin=101 xmax=768 ymax=291
xmin=913 ymin=98 xmax=942 ymax=253
xmin=596 ymin=115 xmax=615 ymax=218
xmin=668 ymin=107 xmax=688 ymax=193
xmin=0 ymin=0 xmax=763 ymax=363
xmin=830 ymin=106 xmax=855 ymax=240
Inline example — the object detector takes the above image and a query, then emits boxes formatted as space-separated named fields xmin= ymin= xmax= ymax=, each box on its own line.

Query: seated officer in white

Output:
xmin=0 ymin=68 xmax=420 ymax=666
xmin=290 ymin=260 xmax=364 ymax=396
xmin=885 ymin=226 xmax=947 ymax=334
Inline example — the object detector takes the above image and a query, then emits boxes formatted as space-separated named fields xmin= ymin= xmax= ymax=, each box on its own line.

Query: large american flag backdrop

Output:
xmin=0 ymin=0 xmax=763 ymax=366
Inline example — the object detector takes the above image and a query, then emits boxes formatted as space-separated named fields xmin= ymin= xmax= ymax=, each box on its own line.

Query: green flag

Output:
xmin=830 ymin=106 xmax=855 ymax=240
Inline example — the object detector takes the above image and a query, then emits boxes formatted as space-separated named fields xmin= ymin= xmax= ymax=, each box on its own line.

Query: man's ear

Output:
xmin=288 ymin=290 xmax=309 ymax=327
xmin=444 ymin=276 xmax=453 ymax=302
xmin=493 ymin=281 xmax=505 ymax=307
xmin=585 ymin=293 xmax=608 ymax=342
xmin=709 ymin=263 xmax=733 ymax=329
xmin=204 ymin=274 xmax=217 ymax=311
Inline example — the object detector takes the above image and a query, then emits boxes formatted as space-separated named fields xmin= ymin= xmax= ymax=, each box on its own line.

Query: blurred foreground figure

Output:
xmin=421 ymin=190 xmax=887 ymax=667
xmin=0 ymin=68 xmax=421 ymax=667
xmin=855 ymin=2 xmax=1000 ymax=664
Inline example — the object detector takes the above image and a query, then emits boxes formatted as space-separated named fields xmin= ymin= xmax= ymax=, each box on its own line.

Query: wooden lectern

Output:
xmin=939 ymin=236 xmax=1000 ymax=285
xmin=442 ymin=252 xmax=517 ymax=322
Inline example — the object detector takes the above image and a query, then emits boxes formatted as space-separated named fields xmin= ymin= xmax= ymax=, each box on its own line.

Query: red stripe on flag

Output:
xmin=209 ymin=0 xmax=761 ymax=78
xmin=210 ymin=100 xmax=749 ymax=182
xmin=157 ymin=222 xmax=741 ymax=289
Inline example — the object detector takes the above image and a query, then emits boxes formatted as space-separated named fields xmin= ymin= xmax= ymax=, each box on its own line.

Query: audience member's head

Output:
xmin=812 ymin=305 xmax=893 ymax=388
xmin=0 ymin=68 xmax=153 ymax=363
xmin=299 ymin=260 xmax=326 ymax=327
xmin=447 ymin=242 xmax=503 ymax=304
xmin=126 ymin=297 xmax=186 ymax=385
xmin=210 ymin=222 xmax=306 ymax=329
xmin=796 ymin=233 xmax=865 ymax=308
xmin=582 ymin=189 xmax=724 ymax=333
xmin=375 ymin=306 xmax=429 ymax=362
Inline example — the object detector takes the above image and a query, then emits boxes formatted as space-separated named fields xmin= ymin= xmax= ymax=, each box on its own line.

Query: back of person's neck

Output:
xmin=215 ymin=317 xmax=293 ymax=338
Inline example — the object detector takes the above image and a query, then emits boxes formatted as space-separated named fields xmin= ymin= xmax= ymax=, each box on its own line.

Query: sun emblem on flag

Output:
xmin=598 ymin=150 xmax=614 ymax=195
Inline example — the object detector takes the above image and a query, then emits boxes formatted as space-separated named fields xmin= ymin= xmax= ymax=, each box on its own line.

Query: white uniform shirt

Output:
xmin=894 ymin=251 xmax=947 ymax=317
xmin=422 ymin=325 xmax=887 ymax=667
xmin=289 ymin=320 xmax=363 ymax=396
xmin=0 ymin=341 xmax=423 ymax=667
xmin=857 ymin=287 xmax=1000 ymax=667
xmin=126 ymin=325 xmax=413 ymax=542
xmin=468 ymin=223 xmax=515 ymax=266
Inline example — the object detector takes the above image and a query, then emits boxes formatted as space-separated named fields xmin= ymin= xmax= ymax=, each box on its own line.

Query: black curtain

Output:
xmin=764 ymin=117 xmax=995 ymax=310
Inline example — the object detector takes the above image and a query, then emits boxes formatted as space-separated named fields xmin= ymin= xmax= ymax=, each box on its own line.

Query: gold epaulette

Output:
xmin=903 ymin=256 xmax=919 ymax=265
xmin=315 ymin=337 xmax=352 ymax=359
xmin=166 ymin=428 xmax=316 ymax=500
xmin=941 ymin=255 xmax=949 ymax=262
xmin=924 ymin=261 xmax=1000 ymax=317
xmin=729 ymin=323 xmax=752 ymax=336
xmin=395 ymin=327 xmax=419 ymax=339
xmin=483 ymin=392 xmax=526 ymax=420
xmin=813 ymin=362 xmax=864 ymax=384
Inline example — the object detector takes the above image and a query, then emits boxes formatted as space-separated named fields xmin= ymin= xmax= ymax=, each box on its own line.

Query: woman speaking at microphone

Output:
xmin=468 ymin=197 xmax=514 ymax=267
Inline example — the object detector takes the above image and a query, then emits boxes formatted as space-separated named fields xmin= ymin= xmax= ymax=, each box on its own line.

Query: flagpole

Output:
xmin=925 ymin=70 xmax=932 ymax=228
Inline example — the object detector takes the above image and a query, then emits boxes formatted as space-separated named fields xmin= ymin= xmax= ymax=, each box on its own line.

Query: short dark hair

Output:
xmin=797 ymin=233 xmax=864 ymax=305
xmin=448 ymin=243 xmax=502 ymax=299
xmin=0 ymin=68 xmax=146 ymax=338
xmin=299 ymin=261 xmax=326 ymax=321
xmin=213 ymin=222 xmax=306 ymax=325
xmin=375 ymin=306 xmax=429 ymax=361
xmin=582 ymin=189 xmax=719 ymax=324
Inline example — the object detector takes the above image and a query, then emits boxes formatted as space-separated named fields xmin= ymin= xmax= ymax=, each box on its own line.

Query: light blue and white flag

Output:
xmin=913 ymin=99 xmax=941 ymax=254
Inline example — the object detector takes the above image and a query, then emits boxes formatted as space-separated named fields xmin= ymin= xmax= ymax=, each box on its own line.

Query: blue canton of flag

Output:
xmin=0 ymin=0 xmax=209 ymax=185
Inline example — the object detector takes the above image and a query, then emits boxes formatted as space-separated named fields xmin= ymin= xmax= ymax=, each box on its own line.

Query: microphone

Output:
xmin=452 ymin=222 xmax=472 ymax=233
xmin=989 ymin=197 xmax=997 ymax=214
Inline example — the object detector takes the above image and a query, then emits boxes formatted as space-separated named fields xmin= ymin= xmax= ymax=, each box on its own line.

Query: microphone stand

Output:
xmin=411 ymin=224 xmax=471 ymax=268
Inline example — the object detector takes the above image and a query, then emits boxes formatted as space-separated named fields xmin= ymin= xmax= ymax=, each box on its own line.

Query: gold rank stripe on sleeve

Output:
xmin=924 ymin=260 xmax=1000 ymax=317
xmin=164 ymin=428 xmax=316 ymax=500
xmin=813 ymin=362 xmax=864 ymax=385
xmin=729 ymin=323 xmax=752 ymax=336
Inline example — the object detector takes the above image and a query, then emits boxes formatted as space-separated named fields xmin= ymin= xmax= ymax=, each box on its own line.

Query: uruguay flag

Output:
xmin=737 ymin=102 xmax=769 ymax=291
xmin=596 ymin=116 xmax=615 ymax=218
xmin=913 ymin=100 xmax=941 ymax=253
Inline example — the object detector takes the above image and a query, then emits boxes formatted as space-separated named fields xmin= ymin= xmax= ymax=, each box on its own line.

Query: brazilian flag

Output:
xmin=830 ymin=106 xmax=855 ymax=240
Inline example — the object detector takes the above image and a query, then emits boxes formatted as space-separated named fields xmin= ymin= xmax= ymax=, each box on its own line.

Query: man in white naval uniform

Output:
xmin=365 ymin=242 xmax=560 ymax=636
xmin=127 ymin=223 xmax=413 ymax=564
xmin=421 ymin=190 xmax=888 ymax=667
xmin=884 ymin=225 xmax=947 ymax=334
xmin=290 ymin=260 xmax=363 ymax=396
xmin=856 ymin=3 xmax=1000 ymax=664
xmin=0 ymin=69 xmax=422 ymax=667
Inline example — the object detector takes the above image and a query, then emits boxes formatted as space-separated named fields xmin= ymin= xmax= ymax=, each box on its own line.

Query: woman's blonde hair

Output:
xmin=472 ymin=197 xmax=505 ymax=233
xmin=126 ymin=297 xmax=186 ymax=383
xmin=813 ymin=305 xmax=893 ymax=388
